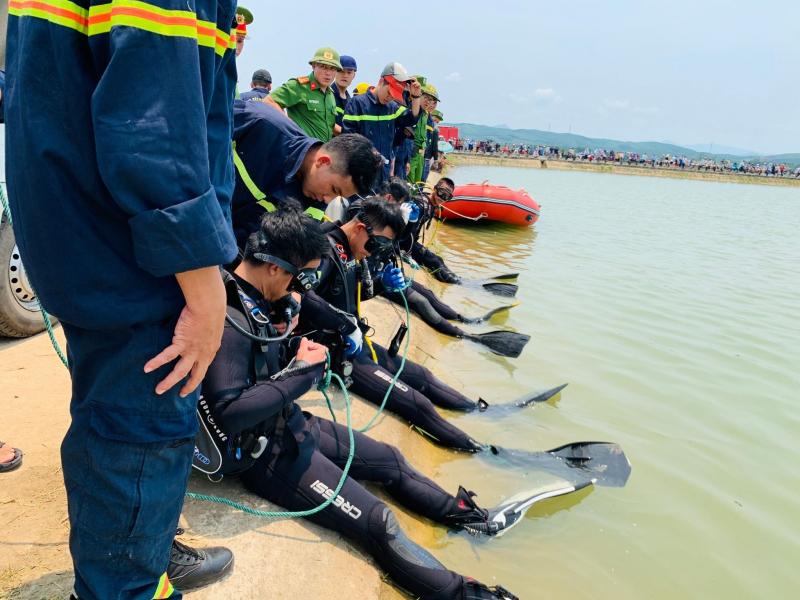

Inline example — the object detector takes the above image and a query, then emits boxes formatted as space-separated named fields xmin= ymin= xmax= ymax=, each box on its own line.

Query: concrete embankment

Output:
xmin=447 ymin=152 xmax=800 ymax=188
xmin=0 ymin=281 xmax=449 ymax=600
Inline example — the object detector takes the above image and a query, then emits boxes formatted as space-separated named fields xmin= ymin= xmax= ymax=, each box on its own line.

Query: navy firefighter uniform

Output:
xmin=342 ymin=89 xmax=419 ymax=187
xmin=231 ymin=99 xmax=327 ymax=246
xmin=5 ymin=1 xmax=239 ymax=599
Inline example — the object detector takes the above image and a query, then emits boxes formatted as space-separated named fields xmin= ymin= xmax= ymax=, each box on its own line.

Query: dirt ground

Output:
xmin=0 ymin=293 xmax=447 ymax=600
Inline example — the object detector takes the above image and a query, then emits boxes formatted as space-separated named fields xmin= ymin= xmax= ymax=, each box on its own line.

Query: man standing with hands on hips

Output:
xmin=5 ymin=0 xmax=239 ymax=598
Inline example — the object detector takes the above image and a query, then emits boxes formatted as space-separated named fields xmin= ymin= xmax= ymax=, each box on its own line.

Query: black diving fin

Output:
xmin=480 ymin=281 xmax=518 ymax=297
xmin=454 ymin=479 xmax=594 ymax=538
xmin=459 ymin=303 xmax=518 ymax=324
xmin=485 ymin=441 xmax=632 ymax=488
xmin=477 ymin=383 xmax=568 ymax=412
xmin=464 ymin=330 xmax=531 ymax=358
xmin=484 ymin=479 xmax=594 ymax=536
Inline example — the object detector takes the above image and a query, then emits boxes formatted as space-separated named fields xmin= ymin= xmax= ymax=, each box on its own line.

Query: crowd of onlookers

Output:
xmin=447 ymin=138 xmax=800 ymax=178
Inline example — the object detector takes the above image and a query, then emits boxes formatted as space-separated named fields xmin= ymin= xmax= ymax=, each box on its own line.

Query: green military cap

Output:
xmin=431 ymin=109 xmax=444 ymax=120
xmin=413 ymin=74 xmax=428 ymax=87
xmin=309 ymin=47 xmax=342 ymax=71
xmin=422 ymin=83 xmax=440 ymax=101
xmin=236 ymin=6 xmax=254 ymax=24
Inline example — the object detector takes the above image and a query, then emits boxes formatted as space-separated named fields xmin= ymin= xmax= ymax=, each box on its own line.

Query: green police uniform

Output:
xmin=408 ymin=81 xmax=439 ymax=184
xmin=270 ymin=47 xmax=341 ymax=142
xmin=270 ymin=73 xmax=337 ymax=142
xmin=408 ymin=111 xmax=429 ymax=184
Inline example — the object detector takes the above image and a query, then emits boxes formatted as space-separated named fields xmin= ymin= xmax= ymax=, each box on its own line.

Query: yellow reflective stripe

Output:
xmin=152 ymin=573 xmax=174 ymax=599
xmin=232 ymin=142 xmax=267 ymax=201
xmin=9 ymin=0 xmax=89 ymax=34
xmin=304 ymin=206 xmax=325 ymax=221
xmin=335 ymin=106 xmax=345 ymax=115
xmin=88 ymin=1 xmax=198 ymax=39
xmin=257 ymin=199 xmax=277 ymax=212
xmin=342 ymin=105 xmax=407 ymax=122
xmin=11 ymin=0 xmax=234 ymax=55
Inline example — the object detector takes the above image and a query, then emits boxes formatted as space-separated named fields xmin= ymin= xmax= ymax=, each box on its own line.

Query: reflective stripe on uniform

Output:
xmin=335 ymin=106 xmax=345 ymax=115
xmin=232 ymin=141 xmax=267 ymax=201
xmin=10 ymin=0 xmax=235 ymax=55
xmin=257 ymin=199 xmax=277 ymax=212
xmin=342 ymin=105 xmax=407 ymax=122
xmin=304 ymin=206 xmax=325 ymax=221
xmin=9 ymin=0 xmax=89 ymax=33
xmin=152 ymin=572 xmax=174 ymax=599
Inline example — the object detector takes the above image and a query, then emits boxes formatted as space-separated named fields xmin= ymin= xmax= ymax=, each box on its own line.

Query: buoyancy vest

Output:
xmin=193 ymin=272 xmax=286 ymax=477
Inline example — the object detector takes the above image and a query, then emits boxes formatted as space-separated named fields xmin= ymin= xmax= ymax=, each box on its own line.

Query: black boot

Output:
xmin=433 ymin=264 xmax=461 ymax=284
xmin=168 ymin=528 xmax=234 ymax=592
xmin=443 ymin=486 xmax=499 ymax=536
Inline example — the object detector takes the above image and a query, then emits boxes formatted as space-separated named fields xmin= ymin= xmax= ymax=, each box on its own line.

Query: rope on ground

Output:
xmin=357 ymin=289 xmax=411 ymax=433
xmin=0 ymin=184 xmax=69 ymax=368
xmin=186 ymin=352 xmax=356 ymax=519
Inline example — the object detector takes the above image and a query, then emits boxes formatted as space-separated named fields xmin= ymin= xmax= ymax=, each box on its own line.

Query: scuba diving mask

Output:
xmin=364 ymin=233 xmax=395 ymax=261
xmin=252 ymin=252 xmax=321 ymax=294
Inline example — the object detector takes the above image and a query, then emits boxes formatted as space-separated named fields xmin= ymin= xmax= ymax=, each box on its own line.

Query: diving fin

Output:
xmin=452 ymin=480 xmax=594 ymax=538
xmin=480 ymin=282 xmax=518 ymax=297
xmin=486 ymin=441 xmax=632 ymax=488
xmin=477 ymin=383 xmax=567 ymax=412
xmin=484 ymin=480 xmax=594 ymax=537
xmin=487 ymin=272 xmax=519 ymax=281
xmin=459 ymin=303 xmax=518 ymax=324
xmin=464 ymin=330 xmax=531 ymax=358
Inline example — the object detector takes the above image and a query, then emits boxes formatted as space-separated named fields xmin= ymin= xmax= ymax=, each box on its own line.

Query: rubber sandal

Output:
xmin=0 ymin=441 xmax=23 ymax=473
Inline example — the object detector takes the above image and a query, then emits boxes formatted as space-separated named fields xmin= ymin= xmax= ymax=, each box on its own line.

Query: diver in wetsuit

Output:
xmin=198 ymin=207 xmax=519 ymax=600
xmin=376 ymin=179 xmax=514 ymax=337
xmin=405 ymin=176 xmax=462 ymax=283
xmin=300 ymin=198 xmax=505 ymax=451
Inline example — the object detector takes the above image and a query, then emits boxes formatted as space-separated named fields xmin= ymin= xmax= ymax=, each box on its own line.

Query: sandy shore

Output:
xmin=0 ymin=287 xmax=450 ymax=600
xmin=447 ymin=153 xmax=800 ymax=188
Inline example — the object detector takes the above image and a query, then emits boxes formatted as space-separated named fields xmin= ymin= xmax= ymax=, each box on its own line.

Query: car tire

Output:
xmin=0 ymin=218 xmax=49 ymax=337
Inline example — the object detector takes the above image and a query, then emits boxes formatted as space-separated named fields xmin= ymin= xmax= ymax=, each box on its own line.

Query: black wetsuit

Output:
xmin=299 ymin=226 xmax=483 ymax=451
xmin=201 ymin=272 xmax=498 ymax=599
xmin=400 ymin=193 xmax=461 ymax=284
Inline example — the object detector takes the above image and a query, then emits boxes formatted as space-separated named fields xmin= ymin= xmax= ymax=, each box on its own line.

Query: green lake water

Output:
xmin=383 ymin=166 xmax=800 ymax=599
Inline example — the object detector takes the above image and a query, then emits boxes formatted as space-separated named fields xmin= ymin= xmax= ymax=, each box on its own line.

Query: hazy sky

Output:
xmin=237 ymin=0 xmax=799 ymax=154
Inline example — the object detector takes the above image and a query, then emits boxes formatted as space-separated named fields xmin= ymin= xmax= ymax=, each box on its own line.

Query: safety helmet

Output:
xmin=309 ymin=47 xmax=343 ymax=71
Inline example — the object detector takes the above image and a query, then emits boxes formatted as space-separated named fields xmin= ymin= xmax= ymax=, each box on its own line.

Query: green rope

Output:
xmin=357 ymin=288 xmax=411 ymax=433
xmin=0 ymin=184 xmax=69 ymax=368
xmin=186 ymin=353 xmax=356 ymax=519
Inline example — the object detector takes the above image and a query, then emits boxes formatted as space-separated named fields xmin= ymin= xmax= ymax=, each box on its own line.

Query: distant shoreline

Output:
xmin=446 ymin=153 xmax=800 ymax=188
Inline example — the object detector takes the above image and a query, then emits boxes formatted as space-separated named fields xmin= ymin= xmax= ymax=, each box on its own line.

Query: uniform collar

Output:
xmin=308 ymin=71 xmax=329 ymax=94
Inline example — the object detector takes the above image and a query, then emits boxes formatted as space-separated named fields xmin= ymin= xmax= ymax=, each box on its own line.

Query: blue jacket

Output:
xmin=239 ymin=87 xmax=270 ymax=102
xmin=231 ymin=100 xmax=325 ymax=246
xmin=4 ymin=0 xmax=239 ymax=330
xmin=343 ymin=90 xmax=418 ymax=185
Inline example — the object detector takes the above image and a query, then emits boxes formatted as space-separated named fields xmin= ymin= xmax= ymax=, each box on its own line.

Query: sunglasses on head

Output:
xmin=253 ymin=253 xmax=320 ymax=294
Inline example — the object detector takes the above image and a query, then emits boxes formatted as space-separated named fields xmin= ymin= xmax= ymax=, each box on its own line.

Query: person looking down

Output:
xmin=198 ymin=206 xmax=520 ymax=600
xmin=231 ymin=99 xmax=382 ymax=246
xmin=342 ymin=62 xmax=422 ymax=186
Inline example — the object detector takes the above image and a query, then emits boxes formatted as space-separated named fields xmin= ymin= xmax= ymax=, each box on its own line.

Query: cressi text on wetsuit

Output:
xmin=200 ymin=272 xmax=504 ymax=599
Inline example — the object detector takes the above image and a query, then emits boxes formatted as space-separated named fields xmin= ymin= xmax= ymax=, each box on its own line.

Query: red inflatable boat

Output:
xmin=440 ymin=183 xmax=540 ymax=226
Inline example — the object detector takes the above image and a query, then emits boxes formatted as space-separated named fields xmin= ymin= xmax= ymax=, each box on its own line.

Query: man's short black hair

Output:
xmin=381 ymin=177 xmax=411 ymax=203
xmin=437 ymin=177 xmax=455 ymax=189
xmin=351 ymin=196 xmax=406 ymax=238
xmin=321 ymin=134 xmax=382 ymax=195
xmin=243 ymin=201 xmax=327 ymax=268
